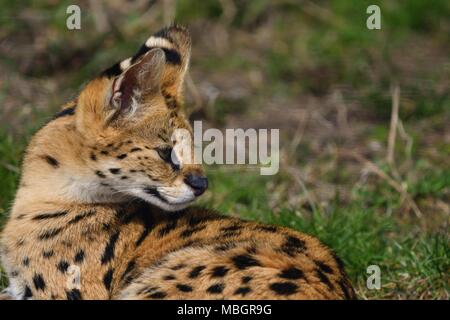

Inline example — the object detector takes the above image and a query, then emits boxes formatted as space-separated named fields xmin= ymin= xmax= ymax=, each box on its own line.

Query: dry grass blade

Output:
xmin=339 ymin=150 xmax=423 ymax=218
xmin=0 ymin=161 xmax=19 ymax=174
xmin=387 ymin=85 xmax=400 ymax=165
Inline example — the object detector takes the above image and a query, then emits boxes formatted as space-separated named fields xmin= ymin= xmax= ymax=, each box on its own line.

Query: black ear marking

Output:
xmin=101 ymin=62 xmax=123 ymax=78
xmin=140 ymin=47 xmax=181 ymax=65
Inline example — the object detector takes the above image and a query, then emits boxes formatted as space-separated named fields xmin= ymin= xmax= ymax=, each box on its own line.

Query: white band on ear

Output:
xmin=145 ymin=36 xmax=174 ymax=50
xmin=120 ymin=58 xmax=132 ymax=70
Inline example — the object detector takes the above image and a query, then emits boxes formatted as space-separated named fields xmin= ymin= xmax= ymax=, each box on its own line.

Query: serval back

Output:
xmin=0 ymin=26 xmax=356 ymax=300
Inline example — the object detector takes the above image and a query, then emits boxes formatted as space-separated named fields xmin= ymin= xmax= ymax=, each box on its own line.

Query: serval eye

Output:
xmin=157 ymin=147 xmax=172 ymax=162
xmin=157 ymin=147 xmax=180 ymax=171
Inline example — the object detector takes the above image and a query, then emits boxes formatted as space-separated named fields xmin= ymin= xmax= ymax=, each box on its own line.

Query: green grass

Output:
xmin=0 ymin=132 xmax=24 ymax=227
xmin=197 ymin=167 xmax=449 ymax=299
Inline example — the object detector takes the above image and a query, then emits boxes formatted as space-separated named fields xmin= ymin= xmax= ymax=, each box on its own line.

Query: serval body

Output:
xmin=0 ymin=26 xmax=355 ymax=300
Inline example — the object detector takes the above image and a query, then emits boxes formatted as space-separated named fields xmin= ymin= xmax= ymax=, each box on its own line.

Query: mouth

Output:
xmin=140 ymin=185 xmax=196 ymax=211
xmin=143 ymin=186 xmax=168 ymax=203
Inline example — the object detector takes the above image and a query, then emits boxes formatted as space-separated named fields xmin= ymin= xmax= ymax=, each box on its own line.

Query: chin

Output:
xmin=145 ymin=196 xmax=193 ymax=212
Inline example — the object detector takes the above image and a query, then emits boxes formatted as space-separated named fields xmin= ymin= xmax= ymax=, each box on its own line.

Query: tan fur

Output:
xmin=0 ymin=26 xmax=355 ymax=300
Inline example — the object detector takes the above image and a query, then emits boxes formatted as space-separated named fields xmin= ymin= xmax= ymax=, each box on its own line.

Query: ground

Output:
xmin=0 ymin=0 xmax=448 ymax=299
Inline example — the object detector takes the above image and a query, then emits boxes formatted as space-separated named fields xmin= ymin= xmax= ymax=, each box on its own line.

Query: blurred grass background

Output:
xmin=0 ymin=0 xmax=449 ymax=298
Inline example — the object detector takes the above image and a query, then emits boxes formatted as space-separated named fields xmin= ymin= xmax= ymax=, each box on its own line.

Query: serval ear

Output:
xmin=109 ymin=48 xmax=166 ymax=117
xmin=76 ymin=49 xmax=165 ymax=136
xmin=144 ymin=25 xmax=191 ymax=110
xmin=102 ymin=25 xmax=191 ymax=111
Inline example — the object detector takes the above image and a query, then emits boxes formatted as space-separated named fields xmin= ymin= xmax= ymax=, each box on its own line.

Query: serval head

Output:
xmin=18 ymin=26 xmax=207 ymax=211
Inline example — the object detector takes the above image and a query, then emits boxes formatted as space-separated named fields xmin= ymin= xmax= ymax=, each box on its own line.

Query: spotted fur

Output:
xmin=0 ymin=26 xmax=355 ymax=300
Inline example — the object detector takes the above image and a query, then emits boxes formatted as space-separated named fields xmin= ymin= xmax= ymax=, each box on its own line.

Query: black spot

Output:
xmin=232 ymin=254 xmax=261 ymax=270
xmin=316 ymin=269 xmax=334 ymax=289
xmin=109 ymin=168 xmax=121 ymax=174
xmin=221 ymin=224 xmax=242 ymax=232
xmin=66 ymin=289 xmax=82 ymax=300
xmin=135 ymin=212 xmax=155 ymax=247
xmin=242 ymin=276 xmax=253 ymax=284
xmin=158 ymin=220 xmax=178 ymax=237
xmin=62 ymin=240 xmax=72 ymax=248
xmin=315 ymin=260 xmax=334 ymax=274
xmin=339 ymin=279 xmax=355 ymax=300
xmin=103 ymin=268 xmax=114 ymax=291
xmin=180 ymin=225 xmax=206 ymax=238
xmin=188 ymin=265 xmax=206 ymax=279
xmin=90 ymin=153 xmax=97 ymax=161
xmin=32 ymin=211 xmax=68 ymax=220
xmin=101 ymin=150 xmax=109 ymax=155
xmin=22 ymin=257 xmax=30 ymax=267
xmin=171 ymin=264 xmax=186 ymax=271
xmin=53 ymin=106 xmax=76 ymax=119
xmin=269 ymin=282 xmax=298 ymax=295
xmin=130 ymin=147 xmax=142 ymax=153
xmin=38 ymin=227 xmax=64 ymax=240
xmin=148 ymin=291 xmax=167 ymax=299
xmin=163 ymin=274 xmax=176 ymax=281
xmin=68 ymin=210 xmax=95 ymax=225
xmin=74 ymin=250 xmax=85 ymax=263
xmin=23 ymin=286 xmax=33 ymax=299
xmin=257 ymin=225 xmax=278 ymax=233
xmin=121 ymin=176 xmax=128 ymax=180
xmin=215 ymin=243 xmax=236 ymax=252
xmin=101 ymin=231 xmax=120 ymax=265
xmin=207 ymin=283 xmax=224 ymax=294
xmin=121 ymin=259 xmax=137 ymax=282
xmin=57 ymin=260 xmax=69 ymax=273
xmin=33 ymin=273 xmax=46 ymax=291
xmin=176 ymin=284 xmax=193 ymax=293
xmin=139 ymin=286 xmax=159 ymax=295
xmin=331 ymin=251 xmax=346 ymax=272
xmin=10 ymin=270 xmax=19 ymax=277
xmin=43 ymin=250 xmax=54 ymax=259
xmin=234 ymin=286 xmax=251 ymax=296
xmin=165 ymin=96 xmax=178 ymax=109
xmin=279 ymin=267 xmax=305 ymax=280
xmin=43 ymin=155 xmax=59 ymax=168
xmin=211 ymin=266 xmax=229 ymax=278
xmin=221 ymin=224 xmax=242 ymax=237
xmin=117 ymin=154 xmax=128 ymax=160
xmin=281 ymin=235 xmax=306 ymax=257
xmin=95 ymin=171 xmax=106 ymax=178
